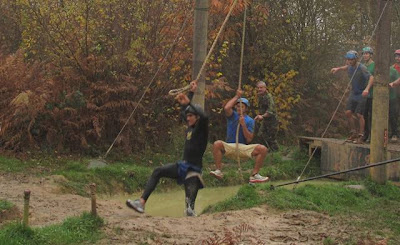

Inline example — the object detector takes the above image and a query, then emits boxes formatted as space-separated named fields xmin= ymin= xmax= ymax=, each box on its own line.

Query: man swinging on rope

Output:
xmin=126 ymin=80 xmax=208 ymax=217
xmin=210 ymin=89 xmax=269 ymax=183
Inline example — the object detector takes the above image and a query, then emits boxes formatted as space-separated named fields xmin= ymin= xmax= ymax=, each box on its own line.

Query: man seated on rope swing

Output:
xmin=126 ymin=80 xmax=208 ymax=217
xmin=210 ymin=89 xmax=269 ymax=183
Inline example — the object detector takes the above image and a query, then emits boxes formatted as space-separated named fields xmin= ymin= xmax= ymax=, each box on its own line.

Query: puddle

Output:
xmin=102 ymin=179 xmax=340 ymax=217
xmin=105 ymin=185 xmax=241 ymax=217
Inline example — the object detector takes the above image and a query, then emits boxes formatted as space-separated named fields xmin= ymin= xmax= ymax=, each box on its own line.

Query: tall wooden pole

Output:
xmin=370 ymin=0 xmax=391 ymax=184
xmin=192 ymin=0 xmax=209 ymax=108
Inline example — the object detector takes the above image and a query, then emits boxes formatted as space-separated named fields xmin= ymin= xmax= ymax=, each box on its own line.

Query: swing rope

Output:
xmin=168 ymin=0 xmax=239 ymax=96
xmin=235 ymin=3 xmax=248 ymax=181
xmin=294 ymin=0 xmax=390 ymax=185
xmin=102 ymin=10 xmax=192 ymax=160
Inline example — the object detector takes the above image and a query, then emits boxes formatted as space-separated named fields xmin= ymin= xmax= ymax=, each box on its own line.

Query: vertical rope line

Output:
xmin=103 ymin=9 xmax=192 ymax=159
xmin=235 ymin=4 xmax=247 ymax=181
xmin=295 ymin=1 xmax=390 ymax=183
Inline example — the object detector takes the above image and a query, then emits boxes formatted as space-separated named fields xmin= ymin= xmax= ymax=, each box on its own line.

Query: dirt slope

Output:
xmin=0 ymin=173 xmax=371 ymax=244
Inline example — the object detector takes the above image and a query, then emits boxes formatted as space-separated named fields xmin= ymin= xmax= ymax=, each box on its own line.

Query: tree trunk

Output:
xmin=370 ymin=0 xmax=391 ymax=184
xmin=192 ymin=0 xmax=209 ymax=108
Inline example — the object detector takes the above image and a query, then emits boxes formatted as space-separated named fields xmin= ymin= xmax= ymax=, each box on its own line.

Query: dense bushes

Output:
xmin=1 ymin=0 xmax=400 ymax=154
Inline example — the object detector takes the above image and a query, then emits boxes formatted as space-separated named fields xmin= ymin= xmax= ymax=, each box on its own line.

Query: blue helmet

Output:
xmin=345 ymin=50 xmax=358 ymax=59
xmin=236 ymin=98 xmax=250 ymax=107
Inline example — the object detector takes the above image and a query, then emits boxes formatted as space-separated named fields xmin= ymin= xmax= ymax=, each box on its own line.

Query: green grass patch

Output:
xmin=55 ymin=162 xmax=155 ymax=196
xmin=0 ymin=146 xmax=318 ymax=196
xmin=0 ymin=200 xmax=14 ymax=211
xmin=0 ymin=156 xmax=28 ymax=172
xmin=0 ymin=212 xmax=103 ymax=245
xmin=202 ymin=146 xmax=320 ymax=186
xmin=204 ymin=180 xmax=400 ymax=243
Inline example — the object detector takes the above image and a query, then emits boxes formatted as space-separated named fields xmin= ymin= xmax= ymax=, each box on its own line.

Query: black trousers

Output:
xmin=363 ymin=98 xmax=372 ymax=139
xmin=141 ymin=163 xmax=202 ymax=210
xmin=389 ymin=99 xmax=399 ymax=137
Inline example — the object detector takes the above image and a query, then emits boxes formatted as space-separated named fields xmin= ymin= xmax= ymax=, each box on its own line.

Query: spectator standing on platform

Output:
xmin=361 ymin=47 xmax=375 ymax=142
xmin=388 ymin=49 xmax=400 ymax=142
xmin=331 ymin=50 xmax=374 ymax=144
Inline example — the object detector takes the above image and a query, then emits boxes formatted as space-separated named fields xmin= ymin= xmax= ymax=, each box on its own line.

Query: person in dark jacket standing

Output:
xmin=254 ymin=81 xmax=279 ymax=151
xmin=126 ymin=80 xmax=208 ymax=216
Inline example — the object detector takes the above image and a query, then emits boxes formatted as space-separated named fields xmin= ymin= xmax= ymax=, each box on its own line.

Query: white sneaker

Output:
xmin=126 ymin=199 xmax=144 ymax=213
xmin=249 ymin=173 xmax=269 ymax=183
xmin=185 ymin=207 xmax=197 ymax=217
xmin=210 ymin=169 xmax=224 ymax=179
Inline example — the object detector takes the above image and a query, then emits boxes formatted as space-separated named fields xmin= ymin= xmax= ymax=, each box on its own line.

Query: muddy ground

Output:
xmin=0 ymin=173 xmax=386 ymax=244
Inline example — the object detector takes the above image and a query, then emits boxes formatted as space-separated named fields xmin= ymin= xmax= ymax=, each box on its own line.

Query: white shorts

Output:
xmin=221 ymin=142 xmax=258 ymax=160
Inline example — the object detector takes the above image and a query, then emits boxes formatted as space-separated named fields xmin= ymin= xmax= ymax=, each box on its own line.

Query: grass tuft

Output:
xmin=0 ymin=200 xmax=14 ymax=211
xmin=0 ymin=212 xmax=103 ymax=245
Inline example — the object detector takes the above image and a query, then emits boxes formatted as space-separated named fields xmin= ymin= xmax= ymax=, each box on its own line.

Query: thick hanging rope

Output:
xmin=235 ymin=4 xmax=247 ymax=181
xmin=102 ymin=10 xmax=192 ymax=160
xmin=294 ymin=1 xmax=390 ymax=184
xmin=168 ymin=0 xmax=239 ymax=96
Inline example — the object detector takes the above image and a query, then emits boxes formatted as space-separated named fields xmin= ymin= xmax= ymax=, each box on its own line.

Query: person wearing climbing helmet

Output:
xmin=389 ymin=49 xmax=400 ymax=88
xmin=235 ymin=97 xmax=250 ymax=115
xmin=387 ymin=49 xmax=400 ymax=142
xmin=210 ymin=89 xmax=270 ymax=184
xmin=127 ymin=80 xmax=209 ymax=217
xmin=331 ymin=50 xmax=374 ymax=144
xmin=254 ymin=81 xmax=279 ymax=151
xmin=361 ymin=46 xmax=375 ymax=143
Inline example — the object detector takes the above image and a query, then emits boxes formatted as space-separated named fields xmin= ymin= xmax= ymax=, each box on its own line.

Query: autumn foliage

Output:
xmin=1 ymin=0 xmax=400 ymax=154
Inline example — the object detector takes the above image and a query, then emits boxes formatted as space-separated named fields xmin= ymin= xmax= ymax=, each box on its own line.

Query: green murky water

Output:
xmin=109 ymin=185 xmax=241 ymax=217
xmin=104 ymin=179 xmax=340 ymax=217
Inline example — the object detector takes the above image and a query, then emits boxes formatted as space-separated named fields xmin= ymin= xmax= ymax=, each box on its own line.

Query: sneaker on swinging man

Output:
xmin=249 ymin=173 xmax=269 ymax=183
xmin=126 ymin=199 xmax=145 ymax=213
xmin=210 ymin=169 xmax=224 ymax=179
xmin=185 ymin=207 xmax=197 ymax=217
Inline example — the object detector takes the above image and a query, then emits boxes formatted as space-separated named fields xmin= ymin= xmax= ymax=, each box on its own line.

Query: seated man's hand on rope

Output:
xmin=236 ymin=89 xmax=243 ymax=98
xmin=239 ymin=115 xmax=246 ymax=127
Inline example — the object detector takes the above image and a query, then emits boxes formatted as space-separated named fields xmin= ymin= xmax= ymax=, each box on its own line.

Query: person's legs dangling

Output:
xmin=184 ymin=176 xmax=201 ymax=216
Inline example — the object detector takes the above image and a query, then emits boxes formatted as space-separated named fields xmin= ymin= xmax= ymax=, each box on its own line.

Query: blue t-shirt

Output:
xmin=347 ymin=64 xmax=371 ymax=96
xmin=226 ymin=110 xmax=255 ymax=144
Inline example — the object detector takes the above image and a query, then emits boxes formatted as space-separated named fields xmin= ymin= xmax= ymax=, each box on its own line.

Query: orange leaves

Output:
xmin=210 ymin=0 xmax=250 ymax=16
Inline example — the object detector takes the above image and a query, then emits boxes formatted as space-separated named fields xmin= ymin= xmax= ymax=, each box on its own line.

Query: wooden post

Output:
xmin=370 ymin=0 xmax=391 ymax=184
xmin=192 ymin=0 xmax=209 ymax=108
xmin=23 ymin=190 xmax=31 ymax=226
xmin=90 ymin=183 xmax=97 ymax=216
